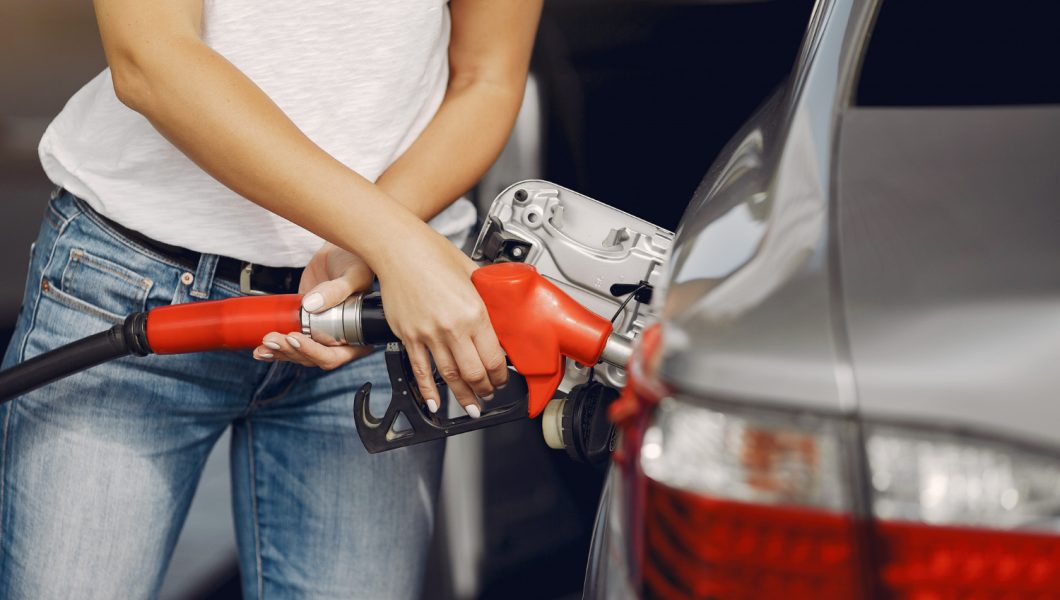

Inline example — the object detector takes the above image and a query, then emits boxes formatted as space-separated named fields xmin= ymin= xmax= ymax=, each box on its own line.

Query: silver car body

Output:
xmin=586 ymin=0 xmax=1060 ymax=594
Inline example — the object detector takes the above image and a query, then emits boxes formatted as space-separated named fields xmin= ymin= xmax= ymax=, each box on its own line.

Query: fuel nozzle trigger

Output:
xmin=354 ymin=343 xmax=529 ymax=453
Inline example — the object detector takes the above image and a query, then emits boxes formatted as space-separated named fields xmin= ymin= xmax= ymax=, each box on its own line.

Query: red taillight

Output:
xmin=642 ymin=480 xmax=1060 ymax=599
xmin=622 ymin=395 xmax=1060 ymax=598
xmin=875 ymin=521 xmax=1060 ymax=597
xmin=644 ymin=480 xmax=861 ymax=599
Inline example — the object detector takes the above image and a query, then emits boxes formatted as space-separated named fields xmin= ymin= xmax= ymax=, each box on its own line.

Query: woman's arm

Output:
xmin=260 ymin=0 xmax=544 ymax=394
xmin=96 ymin=0 xmax=411 ymax=270
xmin=375 ymin=0 xmax=543 ymax=220
xmin=92 ymin=0 xmax=537 ymax=411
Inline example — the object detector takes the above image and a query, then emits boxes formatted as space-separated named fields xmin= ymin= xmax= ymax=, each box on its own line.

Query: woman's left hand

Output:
xmin=253 ymin=243 xmax=375 ymax=369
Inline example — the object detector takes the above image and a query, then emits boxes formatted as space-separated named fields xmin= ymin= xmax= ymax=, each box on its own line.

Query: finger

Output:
xmin=262 ymin=332 xmax=315 ymax=367
xmin=406 ymin=342 xmax=442 ymax=414
xmin=301 ymin=276 xmax=357 ymax=314
xmin=448 ymin=336 xmax=495 ymax=400
xmin=428 ymin=341 xmax=481 ymax=418
xmin=284 ymin=332 xmax=371 ymax=371
xmin=252 ymin=345 xmax=276 ymax=362
xmin=472 ymin=326 xmax=509 ymax=391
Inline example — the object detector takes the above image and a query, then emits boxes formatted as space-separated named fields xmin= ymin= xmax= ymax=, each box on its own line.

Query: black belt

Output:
xmin=93 ymin=209 xmax=303 ymax=295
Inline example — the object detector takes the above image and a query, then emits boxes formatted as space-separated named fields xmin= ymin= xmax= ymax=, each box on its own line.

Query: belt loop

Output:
xmin=190 ymin=254 xmax=219 ymax=299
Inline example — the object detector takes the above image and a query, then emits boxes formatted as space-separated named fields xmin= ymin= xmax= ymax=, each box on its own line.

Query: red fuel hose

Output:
xmin=146 ymin=294 xmax=304 ymax=354
xmin=147 ymin=264 xmax=617 ymax=418
xmin=0 ymin=295 xmax=307 ymax=403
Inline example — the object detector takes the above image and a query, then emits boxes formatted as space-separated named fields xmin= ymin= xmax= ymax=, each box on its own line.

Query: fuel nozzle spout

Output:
xmin=600 ymin=333 xmax=634 ymax=368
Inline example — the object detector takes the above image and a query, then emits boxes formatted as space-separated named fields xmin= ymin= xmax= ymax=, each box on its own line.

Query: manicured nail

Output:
xmin=286 ymin=335 xmax=301 ymax=349
xmin=426 ymin=399 xmax=439 ymax=413
xmin=302 ymin=292 xmax=324 ymax=312
xmin=264 ymin=341 xmax=281 ymax=351
xmin=465 ymin=404 xmax=481 ymax=419
xmin=481 ymin=393 xmax=494 ymax=402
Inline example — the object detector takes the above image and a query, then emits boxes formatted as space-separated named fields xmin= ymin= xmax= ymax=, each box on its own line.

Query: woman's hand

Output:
xmin=254 ymin=243 xmax=374 ymax=369
xmin=374 ymin=227 xmax=508 ymax=418
xmin=95 ymin=0 xmax=532 ymax=414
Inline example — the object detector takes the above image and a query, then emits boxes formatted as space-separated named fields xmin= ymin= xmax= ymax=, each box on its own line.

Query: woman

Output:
xmin=0 ymin=0 xmax=541 ymax=597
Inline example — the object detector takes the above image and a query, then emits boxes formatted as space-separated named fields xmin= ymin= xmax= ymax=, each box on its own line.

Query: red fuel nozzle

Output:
xmin=144 ymin=263 xmax=613 ymax=420
xmin=472 ymin=263 xmax=614 ymax=418
xmin=146 ymin=294 xmax=304 ymax=354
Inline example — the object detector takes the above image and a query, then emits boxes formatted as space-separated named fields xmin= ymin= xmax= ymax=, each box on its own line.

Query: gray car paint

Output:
xmin=584 ymin=2 xmax=867 ymax=595
xmin=657 ymin=0 xmax=868 ymax=413
xmin=587 ymin=0 xmax=1060 ymax=594
xmin=838 ymin=106 xmax=1060 ymax=447
xmin=661 ymin=0 xmax=1060 ymax=449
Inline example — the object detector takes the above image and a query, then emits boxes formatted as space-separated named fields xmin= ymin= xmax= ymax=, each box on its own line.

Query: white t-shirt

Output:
xmin=38 ymin=0 xmax=476 ymax=267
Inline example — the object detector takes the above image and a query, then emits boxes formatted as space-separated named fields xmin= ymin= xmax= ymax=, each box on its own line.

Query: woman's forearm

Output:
xmin=375 ymin=78 xmax=526 ymax=221
xmin=375 ymin=0 xmax=541 ymax=221
xmin=96 ymin=0 xmax=539 ymax=270
xmin=107 ymin=33 xmax=427 ymax=274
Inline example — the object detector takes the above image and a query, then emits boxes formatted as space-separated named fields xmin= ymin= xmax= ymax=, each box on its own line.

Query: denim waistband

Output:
xmin=52 ymin=187 xmax=302 ymax=296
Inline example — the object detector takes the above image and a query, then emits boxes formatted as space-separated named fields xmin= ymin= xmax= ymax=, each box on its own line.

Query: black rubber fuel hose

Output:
xmin=0 ymin=313 xmax=151 ymax=404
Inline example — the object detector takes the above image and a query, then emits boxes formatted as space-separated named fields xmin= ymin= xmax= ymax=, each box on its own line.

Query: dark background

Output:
xmin=0 ymin=1 xmax=814 ymax=598
xmin=533 ymin=0 xmax=814 ymax=233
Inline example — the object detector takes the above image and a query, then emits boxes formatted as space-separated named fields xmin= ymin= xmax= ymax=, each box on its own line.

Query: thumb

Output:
xmin=301 ymin=276 xmax=357 ymax=314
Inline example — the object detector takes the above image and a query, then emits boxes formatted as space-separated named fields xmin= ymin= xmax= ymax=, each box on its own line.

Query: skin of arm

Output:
xmin=375 ymin=0 xmax=542 ymax=221
xmin=97 ymin=0 xmax=413 ymax=271
xmin=93 ymin=0 xmax=540 ymax=411
xmin=258 ymin=0 xmax=543 ymax=390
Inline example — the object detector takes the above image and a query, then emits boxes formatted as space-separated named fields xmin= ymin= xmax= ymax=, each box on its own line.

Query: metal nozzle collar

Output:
xmin=301 ymin=293 xmax=365 ymax=346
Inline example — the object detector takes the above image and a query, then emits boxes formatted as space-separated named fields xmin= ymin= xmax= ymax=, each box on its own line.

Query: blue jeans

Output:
xmin=0 ymin=191 xmax=443 ymax=599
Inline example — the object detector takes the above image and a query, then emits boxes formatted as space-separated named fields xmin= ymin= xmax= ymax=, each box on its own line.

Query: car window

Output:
xmin=856 ymin=0 xmax=1060 ymax=106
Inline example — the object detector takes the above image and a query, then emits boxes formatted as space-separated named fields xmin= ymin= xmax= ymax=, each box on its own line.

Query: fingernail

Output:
xmin=465 ymin=404 xmax=481 ymax=419
xmin=264 ymin=341 xmax=281 ymax=351
xmin=426 ymin=399 xmax=439 ymax=413
xmin=481 ymin=393 xmax=494 ymax=402
xmin=257 ymin=352 xmax=274 ymax=360
xmin=302 ymin=292 xmax=324 ymax=312
xmin=286 ymin=335 xmax=301 ymax=349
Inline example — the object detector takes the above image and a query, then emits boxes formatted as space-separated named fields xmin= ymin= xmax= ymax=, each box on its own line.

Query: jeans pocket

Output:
xmin=43 ymin=247 xmax=155 ymax=323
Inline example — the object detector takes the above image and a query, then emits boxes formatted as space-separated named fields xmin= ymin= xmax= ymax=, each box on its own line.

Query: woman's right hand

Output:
xmin=375 ymin=226 xmax=508 ymax=418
